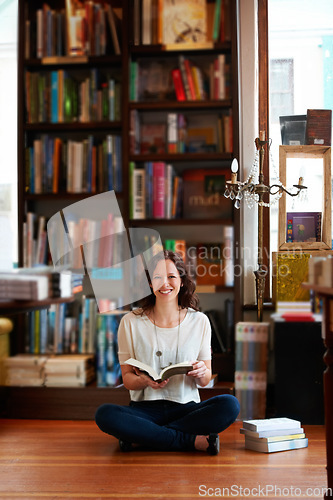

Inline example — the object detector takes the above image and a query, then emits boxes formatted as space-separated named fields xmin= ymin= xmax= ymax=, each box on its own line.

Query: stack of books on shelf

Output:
xmin=234 ymin=322 xmax=269 ymax=420
xmin=129 ymin=163 xmax=234 ymax=221
xmin=25 ymin=70 xmax=121 ymax=125
xmin=44 ymin=354 xmax=95 ymax=387
xmin=0 ymin=267 xmax=73 ymax=301
xmin=28 ymin=0 xmax=121 ymax=59
xmin=130 ymin=56 xmax=231 ymax=103
xmin=308 ymin=254 xmax=333 ymax=288
xmin=129 ymin=110 xmax=233 ymax=156
xmin=3 ymin=354 xmax=96 ymax=388
xmin=3 ymin=355 xmax=48 ymax=386
xmin=25 ymin=134 xmax=122 ymax=196
xmin=240 ymin=417 xmax=308 ymax=453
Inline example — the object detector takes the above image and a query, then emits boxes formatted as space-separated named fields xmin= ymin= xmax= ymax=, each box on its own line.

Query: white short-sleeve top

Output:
xmin=117 ymin=308 xmax=212 ymax=403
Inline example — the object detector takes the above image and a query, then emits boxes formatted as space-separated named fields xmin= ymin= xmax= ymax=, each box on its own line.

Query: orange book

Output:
xmin=175 ymin=240 xmax=186 ymax=262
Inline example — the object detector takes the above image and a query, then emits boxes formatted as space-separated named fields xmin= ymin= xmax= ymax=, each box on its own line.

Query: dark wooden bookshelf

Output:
xmin=9 ymin=0 xmax=241 ymax=419
xmin=0 ymin=296 xmax=75 ymax=315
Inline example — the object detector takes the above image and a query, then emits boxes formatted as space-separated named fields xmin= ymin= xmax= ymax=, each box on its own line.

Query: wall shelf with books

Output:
xmin=7 ymin=0 xmax=241 ymax=418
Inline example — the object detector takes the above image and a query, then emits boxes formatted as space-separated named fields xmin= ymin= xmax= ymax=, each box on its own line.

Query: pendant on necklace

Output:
xmin=156 ymin=350 xmax=162 ymax=357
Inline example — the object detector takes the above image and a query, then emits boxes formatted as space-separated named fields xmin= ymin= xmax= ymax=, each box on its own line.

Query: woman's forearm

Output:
xmin=122 ymin=371 xmax=148 ymax=390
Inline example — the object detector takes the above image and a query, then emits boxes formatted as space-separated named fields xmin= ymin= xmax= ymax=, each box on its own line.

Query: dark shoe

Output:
xmin=119 ymin=439 xmax=133 ymax=452
xmin=206 ymin=433 xmax=220 ymax=455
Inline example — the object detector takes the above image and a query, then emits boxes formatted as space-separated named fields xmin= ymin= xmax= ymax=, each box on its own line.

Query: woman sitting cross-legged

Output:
xmin=95 ymin=250 xmax=240 ymax=454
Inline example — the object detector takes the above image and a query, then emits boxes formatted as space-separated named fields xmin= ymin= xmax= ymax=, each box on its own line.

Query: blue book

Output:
xmin=51 ymin=71 xmax=58 ymax=123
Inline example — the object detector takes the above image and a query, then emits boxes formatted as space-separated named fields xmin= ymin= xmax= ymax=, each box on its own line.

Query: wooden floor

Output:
xmin=0 ymin=420 xmax=328 ymax=499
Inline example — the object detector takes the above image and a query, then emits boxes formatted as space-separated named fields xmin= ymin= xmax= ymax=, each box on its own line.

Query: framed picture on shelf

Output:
xmin=278 ymin=145 xmax=332 ymax=250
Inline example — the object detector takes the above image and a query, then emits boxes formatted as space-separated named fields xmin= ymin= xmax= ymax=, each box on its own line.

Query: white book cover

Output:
xmin=132 ymin=169 xmax=146 ymax=219
xmin=245 ymin=437 xmax=308 ymax=453
xmin=243 ymin=417 xmax=301 ymax=432
xmin=240 ymin=427 xmax=305 ymax=439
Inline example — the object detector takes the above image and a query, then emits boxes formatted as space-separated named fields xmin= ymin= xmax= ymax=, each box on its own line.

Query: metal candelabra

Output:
xmin=224 ymin=131 xmax=307 ymax=322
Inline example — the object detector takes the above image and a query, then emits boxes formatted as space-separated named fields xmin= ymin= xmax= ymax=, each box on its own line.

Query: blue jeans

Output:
xmin=95 ymin=395 xmax=240 ymax=452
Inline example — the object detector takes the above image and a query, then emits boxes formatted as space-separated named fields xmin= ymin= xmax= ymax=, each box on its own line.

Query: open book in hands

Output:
xmin=124 ymin=358 xmax=193 ymax=383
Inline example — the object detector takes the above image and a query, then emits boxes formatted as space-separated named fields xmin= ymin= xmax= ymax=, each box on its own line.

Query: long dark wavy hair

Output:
xmin=134 ymin=250 xmax=199 ymax=314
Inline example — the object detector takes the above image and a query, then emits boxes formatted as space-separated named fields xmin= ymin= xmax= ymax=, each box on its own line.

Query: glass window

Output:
xmin=268 ymin=0 xmax=333 ymax=267
xmin=0 ymin=0 xmax=18 ymax=268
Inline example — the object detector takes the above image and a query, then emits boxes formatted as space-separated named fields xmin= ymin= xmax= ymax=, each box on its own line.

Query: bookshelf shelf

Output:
xmin=129 ymin=42 xmax=232 ymax=56
xmin=129 ymin=218 xmax=234 ymax=226
xmin=129 ymin=152 xmax=233 ymax=162
xmin=24 ymin=121 xmax=122 ymax=132
xmin=24 ymin=192 xmax=124 ymax=201
xmin=0 ymin=296 xmax=75 ymax=315
xmin=129 ymin=100 xmax=232 ymax=111
xmin=9 ymin=0 xmax=241 ymax=418
xmin=25 ymin=55 xmax=122 ymax=68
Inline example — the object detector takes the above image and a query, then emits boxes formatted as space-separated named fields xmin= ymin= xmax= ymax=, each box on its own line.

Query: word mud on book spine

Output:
xmin=124 ymin=358 xmax=193 ymax=382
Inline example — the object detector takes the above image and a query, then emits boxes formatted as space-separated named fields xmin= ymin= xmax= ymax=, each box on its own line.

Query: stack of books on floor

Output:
xmin=240 ymin=417 xmax=308 ymax=453
xmin=3 ymin=354 xmax=48 ymax=386
xmin=3 ymin=354 xmax=95 ymax=387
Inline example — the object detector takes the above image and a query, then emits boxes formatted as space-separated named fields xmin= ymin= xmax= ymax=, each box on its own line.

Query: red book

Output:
xmin=282 ymin=312 xmax=315 ymax=322
xmin=171 ymin=69 xmax=186 ymax=101
xmin=153 ymin=162 xmax=165 ymax=219
xmin=183 ymin=59 xmax=196 ymax=101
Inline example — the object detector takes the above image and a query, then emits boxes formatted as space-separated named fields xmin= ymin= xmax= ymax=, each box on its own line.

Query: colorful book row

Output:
xmin=129 ymin=162 xmax=182 ymax=220
xmin=25 ymin=69 xmax=121 ymax=125
xmin=24 ymin=297 xmax=124 ymax=357
xmin=235 ymin=322 xmax=269 ymax=372
xmin=26 ymin=1 xmax=121 ymax=59
xmin=135 ymin=232 xmax=234 ymax=288
xmin=25 ymin=134 xmax=122 ymax=194
xmin=130 ymin=110 xmax=233 ymax=156
xmin=130 ymin=54 xmax=231 ymax=103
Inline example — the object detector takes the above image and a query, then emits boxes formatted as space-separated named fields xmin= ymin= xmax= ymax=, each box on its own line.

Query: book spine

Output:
xmin=153 ymin=162 xmax=165 ymax=218
xmin=183 ymin=59 xmax=196 ymax=100
xmin=178 ymin=55 xmax=191 ymax=100
xmin=132 ymin=168 xmax=146 ymax=219
xmin=167 ymin=113 xmax=178 ymax=153
xmin=171 ymin=69 xmax=186 ymax=101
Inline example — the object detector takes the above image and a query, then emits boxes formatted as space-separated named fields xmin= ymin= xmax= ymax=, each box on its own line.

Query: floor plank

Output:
xmin=0 ymin=420 xmax=328 ymax=499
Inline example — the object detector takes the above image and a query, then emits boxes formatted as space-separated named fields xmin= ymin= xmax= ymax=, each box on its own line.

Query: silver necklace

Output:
xmin=153 ymin=308 xmax=181 ymax=368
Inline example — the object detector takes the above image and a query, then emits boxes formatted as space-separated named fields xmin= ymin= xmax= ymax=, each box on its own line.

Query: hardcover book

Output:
xmin=243 ymin=417 xmax=301 ymax=432
xmin=196 ymin=243 xmax=225 ymax=286
xmin=306 ymin=109 xmax=332 ymax=145
xmin=140 ymin=123 xmax=166 ymax=154
xmin=161 ymin=0 xmax=207 ymax=45
xmin=124 ymin=358 xmax=193 ymax=382
xmin=286 ymin=212 xmax=321 ymax=243
xmin=279 ymin=115 xmax=307 ymax=145
xmin=245 ymin=437 xmax=308 ymax=453
xmin=182 ymin=169 xmax=232 ymax=219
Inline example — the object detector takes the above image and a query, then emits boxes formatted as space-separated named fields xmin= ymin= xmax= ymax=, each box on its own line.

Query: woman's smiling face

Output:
xmin=151 ymin=259 xmax=182 ymax=303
